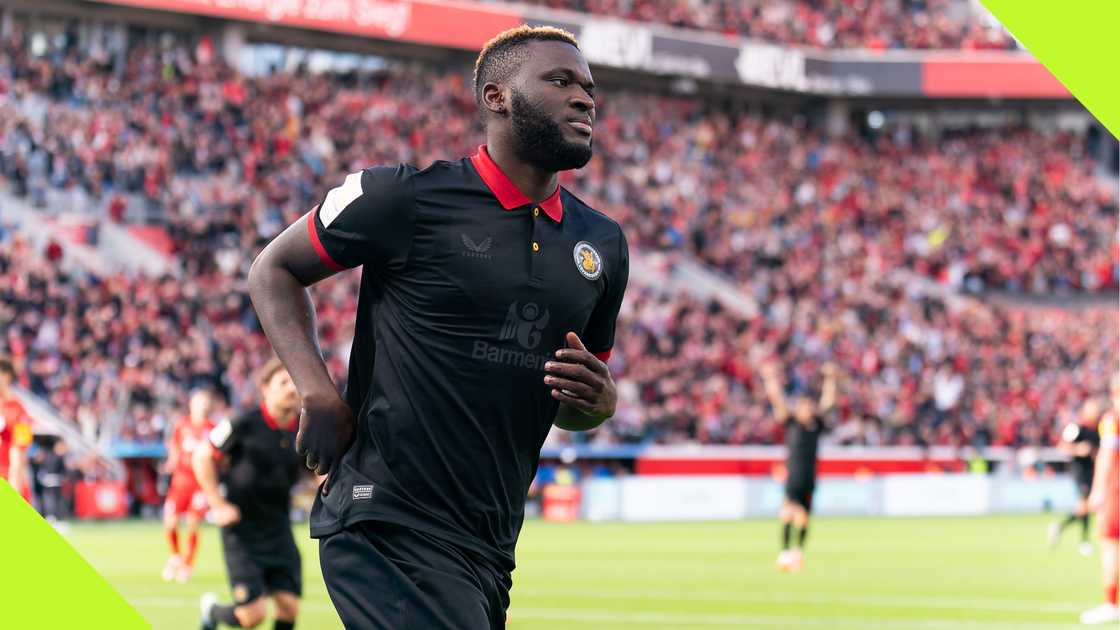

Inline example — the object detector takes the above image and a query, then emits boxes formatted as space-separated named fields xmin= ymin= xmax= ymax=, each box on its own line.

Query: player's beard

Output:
xmin=510 ymin=88 xmax=592 ymax=172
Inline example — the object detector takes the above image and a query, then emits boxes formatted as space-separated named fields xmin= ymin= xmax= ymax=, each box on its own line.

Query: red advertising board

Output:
xmin=542 ymin=484 xmax=581 ymax=522
xmin=74 ymin=481 xmax=129 ymax=519
xmin=922 ymin=54 xmax=1068 ymax=98
xmin=94 ymin=0 xmax=522 ymax=51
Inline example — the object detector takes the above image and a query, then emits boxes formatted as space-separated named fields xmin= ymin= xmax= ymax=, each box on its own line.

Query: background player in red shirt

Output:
xmin=161 ymin=388 xmax=216 ymax=583
xmin=1081 ymin=373 xmax=1120 ymax=625
xmin=0 ymin=358 xmax=33 ymax=500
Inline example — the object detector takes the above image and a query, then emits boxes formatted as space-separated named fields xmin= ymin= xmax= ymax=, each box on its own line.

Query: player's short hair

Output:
xmin=473 ymin=25 xmax=579 ymax=107
xmin=0 ymin=357 xmax=14 ymax=379
xmin=257 ymin=357 xmax=288 ymax=388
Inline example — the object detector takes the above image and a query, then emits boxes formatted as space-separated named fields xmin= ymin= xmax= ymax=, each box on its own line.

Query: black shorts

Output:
xmin=220 ymin=526 xmax=302 ymax=604
xmin=785 ymin=479 xmax=815 ymax=511
xmin=319 ymin=521 xmax=511 ymax=630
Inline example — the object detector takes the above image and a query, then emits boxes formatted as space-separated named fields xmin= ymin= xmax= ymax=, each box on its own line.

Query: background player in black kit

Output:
xmin=246 ymin=25 xmax=627 ymax=629
xmin=193 ymin=359 xmax=305 ymax=630
xmin=1049 ymin=398 xmax=1100 ymax=555
xmin=761 ymin=361 xmax=838 ymax=573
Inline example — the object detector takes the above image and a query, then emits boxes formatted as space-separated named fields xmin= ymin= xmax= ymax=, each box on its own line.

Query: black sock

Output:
xmin=212 ymin=603 xmax=243 ymax=627
xmin=797 ymin=526 xmax=809 ymax=549
xmin=1059 ymin=512 xmax=1078 ymax=531
xmin=274 ymin=621 xmax=294 ymax=630
xmin=1080 ymin=514 xmax=1090 ymax=542
xmin=781 ymin=522 xmax=792 ymax=550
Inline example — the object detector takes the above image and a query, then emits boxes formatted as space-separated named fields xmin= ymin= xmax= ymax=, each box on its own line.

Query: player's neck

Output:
xmin=484 ymin=139 xmax=558 ymax=203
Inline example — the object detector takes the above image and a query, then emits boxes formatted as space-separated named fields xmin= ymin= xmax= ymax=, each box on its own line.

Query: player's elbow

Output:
xmin=247 ymin=249 xmax=275 ymax=301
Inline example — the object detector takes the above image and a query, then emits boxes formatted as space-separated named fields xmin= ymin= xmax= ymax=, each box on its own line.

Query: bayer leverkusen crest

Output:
xmin=573 ymin=241 xmax=602 ymax=281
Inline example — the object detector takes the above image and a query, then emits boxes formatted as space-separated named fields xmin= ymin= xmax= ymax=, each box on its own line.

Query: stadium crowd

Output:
xmin=498 ymin=0 xmax=1018 ymax=50
xmin=1 ymin=28 xmax=1117 ymax=454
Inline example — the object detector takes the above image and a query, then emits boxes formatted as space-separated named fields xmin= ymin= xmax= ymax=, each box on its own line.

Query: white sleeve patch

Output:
xmin=209 ymin=420 xmax=233 ymax=448
xmin=1061 ymin=423 xmax=1080 ymax=443
xmin=319 ymin=171 xmax=364 ymax=228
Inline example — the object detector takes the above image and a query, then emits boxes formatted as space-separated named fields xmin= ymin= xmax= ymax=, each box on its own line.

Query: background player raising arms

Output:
xmin=161 ymin=388 xmax=216 ymax=583
xmin=761 ymin=360 xmax=838 ymax=573
xmin=1080 ymin=374 xmax=1120 ymax=625
xmin=247 ymin=25 xmax=627 ymax=629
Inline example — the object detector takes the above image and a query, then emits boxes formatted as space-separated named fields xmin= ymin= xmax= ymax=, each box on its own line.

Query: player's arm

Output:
xmin=550 ymin=230 xmax=628 ymax=432
xmin=760 ymin=363 xmax=789 ymax=422
xmin=7 ymin=444 xmax=25 ymax=492
xmin=191 ymin=422 xmax=240 ymax=526
xmin=7 ymin=419 xmax=32 ymax=492
xmin=164 ymin=429 xmax=180 ymax=474
xmin=1087 ymin=419 xmax=1117 ymax=512
xmin=1071 ymin=442 xmax=1093 ymax=457
xmin=818 ymin=362 xmax=838 ymax=414
xmin=550 ymin=333 xmax=617 ymax=431
xmin=248 ymin=167 xmax=414 ymax=479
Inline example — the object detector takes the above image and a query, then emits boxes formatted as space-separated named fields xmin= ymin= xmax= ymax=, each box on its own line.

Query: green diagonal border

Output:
xmin=0 ymin=480 xmax=148 ymax=628
xmin=1 ymin=3 xmax=1116 ymax=627
xmin=982 ymin=0 xmax=1120 ymax=138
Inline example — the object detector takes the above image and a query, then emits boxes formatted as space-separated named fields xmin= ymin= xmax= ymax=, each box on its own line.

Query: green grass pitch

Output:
xmin=66 ymin=515 xmax=1101 ymax=629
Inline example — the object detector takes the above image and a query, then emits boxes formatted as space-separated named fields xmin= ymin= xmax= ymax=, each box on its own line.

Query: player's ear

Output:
xmin=481 ymin=82 xmax=508 ymax=116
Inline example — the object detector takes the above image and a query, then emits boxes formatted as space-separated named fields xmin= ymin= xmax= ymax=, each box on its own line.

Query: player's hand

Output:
xmin=211 ymin=500 xmax=241 ymax=526
xmin=822 ymin=362 xmax=838 ymax=378
xmin=297 ymin=390 xmax=356 ymax=493
xmin=544 ymin=332 xmax=616 ymax=419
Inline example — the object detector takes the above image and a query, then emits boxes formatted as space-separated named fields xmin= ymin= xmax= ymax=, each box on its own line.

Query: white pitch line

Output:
xmin=128 ymin=596 xmax=337 ymax=613
xmin=509 ymin=586 xmax=1085 ymax=614
xmin=125 ymin=595 xmax=1086 ymax=629
xmin=508 ymin=607 xmax=1084 ymax=629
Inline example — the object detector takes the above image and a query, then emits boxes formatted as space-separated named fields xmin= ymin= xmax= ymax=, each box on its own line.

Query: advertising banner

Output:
xmin=95 ymin=0 xmax=521 ymax=50
xmin=618 ymin=475 xmax=748 ymax=522
xmin=91 ymin=0 xmax=1070 ymax=99
xmin=882 ymin=474 xmax=990 ymax=517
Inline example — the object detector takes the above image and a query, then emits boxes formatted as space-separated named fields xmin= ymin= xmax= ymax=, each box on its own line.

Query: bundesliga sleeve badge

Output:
xmin=209 ymin=420 xmax=233 ymax=448
xmin=573 ymin=241 xmax=603 ymax=280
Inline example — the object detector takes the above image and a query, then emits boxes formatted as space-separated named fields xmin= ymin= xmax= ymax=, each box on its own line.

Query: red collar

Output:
xmin=469 ymin=145 xmax=563 ymax=222
xmin=259 ymin=402 xmax=292 ymax=431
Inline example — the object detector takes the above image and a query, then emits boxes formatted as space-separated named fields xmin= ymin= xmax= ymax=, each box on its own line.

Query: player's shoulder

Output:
xmin=357 ymin=158 xmax=482 ymax=201
xmin=560 ymin=188 xmax=624 ymax=240
xmin=2 ymin=396 xmax=27 ymax=415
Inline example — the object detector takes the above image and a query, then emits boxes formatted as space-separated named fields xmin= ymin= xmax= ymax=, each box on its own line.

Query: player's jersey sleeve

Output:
xmin=308 ymin=164 xmax=417 ymax=271
xmin=582 ymin=227 xmax=629 ymax=361
xmin=12 ymin=421 xmax=32 ymax=448
xmin=8 ymin=402 xmax=32 ymax=448
xmin=208 ymin=418 xmax=241 ymax=459
xmin=1061 ymin=422 xmax=1085 ymax=444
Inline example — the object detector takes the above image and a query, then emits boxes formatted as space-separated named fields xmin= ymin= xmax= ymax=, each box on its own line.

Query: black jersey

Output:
xmin=785 ymin=415 xmax=826 ymax=488
xmin=1062 ymin=422 xmax=1099 ymax=487
xmin=307 ymin=147 xmax=629 ymax=571
xmin=209 ymin=403 xmax=301 ymax=538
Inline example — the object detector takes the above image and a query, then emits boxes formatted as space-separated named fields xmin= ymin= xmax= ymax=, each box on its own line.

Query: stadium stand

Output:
xmin=495 ymin=0 xmax=1018 ymax=50
xmin=1 ymin=21 xmax=1116 ymax=463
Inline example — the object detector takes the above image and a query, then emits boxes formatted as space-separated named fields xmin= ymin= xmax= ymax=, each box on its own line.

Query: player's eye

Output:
xmin=550 ymin=77 xmax=569 ymax=87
